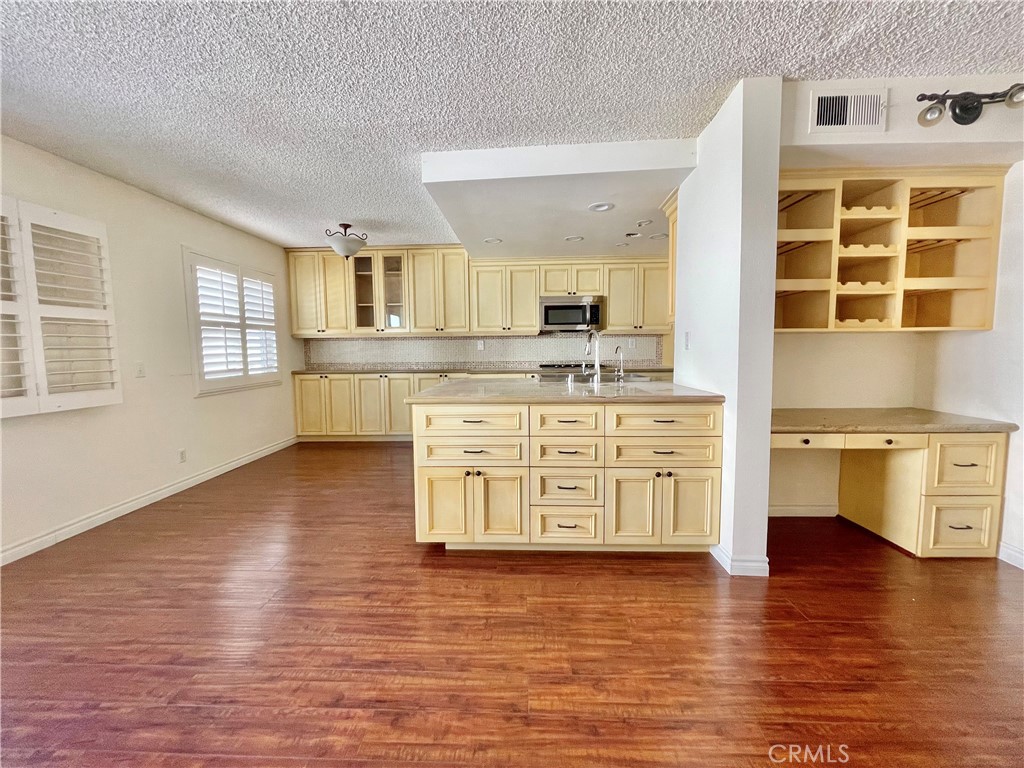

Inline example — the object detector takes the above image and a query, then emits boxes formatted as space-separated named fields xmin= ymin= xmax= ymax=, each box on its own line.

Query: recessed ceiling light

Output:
xmin=649 ymin=233 xmax=668 ymax=240
xmin=624 ymin=232 xmax=641 ymax=238
xmin=588 ymin=202 xmax=615 ymax=212
xmin=564 ymin=235 xmax=584 ymax=242
xmin=483 ymin=237 xmax=503 ymax=244
xmin=636 ymin=219 xmax=653 ymax=227
xmin=615 ymin=242 xmax=629 ymax=247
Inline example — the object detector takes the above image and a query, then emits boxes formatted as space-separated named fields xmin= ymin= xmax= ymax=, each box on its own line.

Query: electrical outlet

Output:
xmin=177 ymin=449 xmax=187 ymax=464
xmin=684 ymin=331 xmax=691 ymax=350
xmin=627 ymin=337 xmax=637 ymax=349
xmin=476 ymin=340 xmax=485 ymax=351
xmin=134 ymin=362 xmax=146 ymax=378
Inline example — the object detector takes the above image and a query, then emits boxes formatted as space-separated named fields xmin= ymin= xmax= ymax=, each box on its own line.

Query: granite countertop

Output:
xmin=294 ymin=366 xmax=674 ymax=375
xmin=405 ymin=378 xmax=724 ymax=405
xmin=772 ymin=407 xmax=1019 ymax=434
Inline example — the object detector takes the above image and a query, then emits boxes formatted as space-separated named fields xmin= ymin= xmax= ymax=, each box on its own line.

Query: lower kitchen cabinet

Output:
xmin=416 ymin=467 xmax=473 ymax=542
xmin=415 ymin=466 xmax=529 ymax=543
xmin=295 ymin=372 xmax=414 ymax=438
xmin=294 ymin=374 xmax=355 ymax=436
xmin=605 ymin=469 xmax=661 ymax=544
xmin=605 ymin=467 xmax=722 ymax=545
xmin=354 ymin=374 xmax=386 ymax=434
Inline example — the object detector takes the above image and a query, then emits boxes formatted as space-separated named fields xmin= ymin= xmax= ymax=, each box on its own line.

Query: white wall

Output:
xmin=919 ymin=162 xmax=1023 ymax=567
xmin=0 ymin=137 xmax=303 ymax=563
xmin=674 ymin=78 xmax=782 ymax=577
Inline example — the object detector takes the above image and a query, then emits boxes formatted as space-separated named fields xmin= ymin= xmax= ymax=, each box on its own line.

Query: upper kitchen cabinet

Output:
xmin=350 ymin=250 xmax=409 ymax=334
xmin=661 ymin=191 xmax=678 ymax=324
xmin=409 ymin=248 xmax=470 ymax=334
xmin=604 ymin=261 xmax=671 ymax=333
xmin=539 ymin=262 xmax=604 ymax=296
xmin=775 ymin=168 xmax=1006 ymax=332
xmin=470 ymin=263 xmax=540 ymax=334
xmin=288 ymin=250 xmax=351 ymax=337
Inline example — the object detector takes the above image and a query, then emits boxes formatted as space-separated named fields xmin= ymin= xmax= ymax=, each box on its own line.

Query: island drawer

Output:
xmin=531 ymin=437 xmax=603 ymax=466
xmin=415 ymin=405 xmax=529 ymax=436
xmin=530 ymin=469 xmax=604 ymax=506
xmin=917 ymin=495 xmax=1000 ymax=557
xmin=416 ymin=437 xmax=529 ymax=466
xmin=770 ymin=433 xmax=845 ymax=449
xmin=605 ymin=404 xmax=722 ymax=437
xmin=606 ymin=437 xmax=721 ymax=467
xmin=924 ymin=433 xmax=1007 ymax=495
xmin=531 ymin=405 xmax=604 ymax=435
xmin=531 ymin=507 xmax=603 ymax=544
xmin=844 ymin=434 xmax=929 ymax=450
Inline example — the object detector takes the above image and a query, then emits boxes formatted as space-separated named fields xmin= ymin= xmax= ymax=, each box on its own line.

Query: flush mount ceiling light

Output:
xmin=324 ymin=223 xmax=368 ymax=258
xmin=649 ymin=233 xmax=668 ymax=240
xmin=483 ymin=237 xmax=503 ymax=244
xmin=625 ymin=232 xmax=641 ymax=238
xmin=564 ymin=235 xmax=584 ymax=242
xmin=587 ymin=202 xmax=615 ymax=212
xmin=916 ymin=83 xmax=1024 ymax=127
xmin=636 ymin=219 xmax=653 ymax=227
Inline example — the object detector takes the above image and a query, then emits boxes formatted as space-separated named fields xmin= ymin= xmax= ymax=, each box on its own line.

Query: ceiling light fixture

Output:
xmin=564 ymin=235 xmax=584 ymax=242
xmin=636 ymin=219 xmax=653 ymax=227
xmin=624 ymin=232 xmax=641 ymax=238
xmin=325 ymin=223 xmax=368 ymax=259
xmin=483 ymin=237 xmax=503 ymax=244
xmin=588 ymin=202 xmax=615 ymax=212
xmin=649 ymin=233 xmax=668 ymax=240
xmin=916 ymin=83 xmax=1024 ymax=127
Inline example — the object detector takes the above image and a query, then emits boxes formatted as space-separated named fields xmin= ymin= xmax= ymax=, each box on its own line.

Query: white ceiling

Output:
xmin=2 ymin=1 xmax=1022 ymax=248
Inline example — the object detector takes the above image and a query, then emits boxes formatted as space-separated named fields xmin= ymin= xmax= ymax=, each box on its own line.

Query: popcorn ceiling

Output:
xmin=3 ymin=2 xmax=1020 ymax=249
xmin=304 ymin=334 xmax=663 ymax=371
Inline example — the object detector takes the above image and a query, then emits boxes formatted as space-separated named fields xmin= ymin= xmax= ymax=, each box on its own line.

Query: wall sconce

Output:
xmin=325 ymin=223 xmax=368 ymax=258
xmin=917 ymin=83 xmax=1024 ymax=127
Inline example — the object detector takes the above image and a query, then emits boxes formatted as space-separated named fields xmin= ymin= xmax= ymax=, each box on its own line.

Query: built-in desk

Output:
xmin=771 ymin=408 xmax=1018 ymax=558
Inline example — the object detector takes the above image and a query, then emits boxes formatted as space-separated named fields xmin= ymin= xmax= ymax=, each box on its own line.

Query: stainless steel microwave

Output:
xmin=539 ymin=295 xmax=605 ymax=332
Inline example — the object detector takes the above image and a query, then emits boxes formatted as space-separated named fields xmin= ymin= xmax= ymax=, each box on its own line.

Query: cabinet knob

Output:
xmin=464 ymin=470 xmax=471 ymax=476
xmin=885 ymin=439 xmax=894 ymax=445
xmin=474 ymin=470 xmax=482 ymax=476
xmin=802 ymin=438 xmax=811 ymax=445
xmin=666 ymin=471 xmax=673 ymax=477
xmin=655 ymin=472 xmax=662 ymax=478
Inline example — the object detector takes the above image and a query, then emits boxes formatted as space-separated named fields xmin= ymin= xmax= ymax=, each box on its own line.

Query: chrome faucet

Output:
xmin=613 ymin=345 xmax=625 ymax=384
xmin=583 ymin=330 xmax=601 ymax=386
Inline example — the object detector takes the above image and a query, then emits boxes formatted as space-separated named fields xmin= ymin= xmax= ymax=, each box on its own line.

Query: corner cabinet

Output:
xmin=469 ymin=264 xmax=539 ymax=334
xmin=775 ymin=168 xmax=1006 ymax=332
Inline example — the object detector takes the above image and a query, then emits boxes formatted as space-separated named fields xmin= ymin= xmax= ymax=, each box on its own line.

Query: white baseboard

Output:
xmin=1 ymin=437 xmax=297 ymax=566
xmin=710 ymin=544 xmax=770 ymax=577
xmin=998 ymin=540 xmax=1024 ymax=570
xmin=768 ymin=504 xmax=838 ymax=518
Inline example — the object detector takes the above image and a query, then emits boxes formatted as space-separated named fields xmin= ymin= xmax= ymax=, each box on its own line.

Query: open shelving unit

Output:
xmin=775 ymin=169 xmax=1005 ymax=332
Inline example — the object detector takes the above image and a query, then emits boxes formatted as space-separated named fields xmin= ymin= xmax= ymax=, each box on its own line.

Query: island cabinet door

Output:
xmin=661 ymin=468 xmax=721 ymax=545
xmin=416 ymin=468 xmax=474 ymax=542
xmin=605 ymin=468 xmax=662 ymax=545
xmin=474 ymin=467 xmax=530 ymax=543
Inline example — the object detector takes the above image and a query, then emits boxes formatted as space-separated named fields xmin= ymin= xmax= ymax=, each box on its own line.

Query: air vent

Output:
xmin=809 ymin=89 xmax=887 ymax=133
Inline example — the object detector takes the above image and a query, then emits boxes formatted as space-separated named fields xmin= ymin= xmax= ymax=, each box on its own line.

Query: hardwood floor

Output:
xmin=2 ymin=442 xmax=1022 ymax=767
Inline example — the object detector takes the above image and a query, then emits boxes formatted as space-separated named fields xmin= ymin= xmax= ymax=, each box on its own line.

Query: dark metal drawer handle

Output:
xmin=653 ymin=450 xmax=674 ymax=455
xmin=653 ymin=419 xmax=675 ymax=423
xmin=556 ymin=485 xmax=579 ymax=490
xmin=556 ymin=419 xmax=579 ymax=423
xmin=462 ymin=419 xmax=484 ymax=424
xmin=557 ymin=450 xmax=579 ymax=455
xmin=463 ymin=449 xmax=485 ymax=454
xmin=556 ymin=523 xmax=580 ymax=529
xmin=952 ymin=462 xmax=979 ymax=468
xmin=948 ymin=524 xmax=974 ymax=530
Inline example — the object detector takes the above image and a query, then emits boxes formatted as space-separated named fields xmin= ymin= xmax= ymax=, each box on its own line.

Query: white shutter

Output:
xmin=18 ymin=201 xmax=122 ymax=412
xmin=242 ymin=274 xmax=278 ymax=376
xmin=0 ymin=196 xmax=40 ymax=417
xmin=196 ymin=263 xmax=244 ymax=379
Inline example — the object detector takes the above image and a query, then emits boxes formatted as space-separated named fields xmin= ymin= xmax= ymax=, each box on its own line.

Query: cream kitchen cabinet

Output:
xmin=295 ymin=372 xmax=412 ymax=437
xmin=288 ymin=251 xmax=351 ymax=337
xmin=539 ymin=262 xmax=604 ymax=296
xmin=661 ymin=192 xmax=678 ymax=324
xmin=469 ymin=264 xmax=539 ymax=334
xmin=415 ymin=466 xmax=529 ymax=543
xmin=353 ymin=373 xmax=414 ymax=435
xmin=604 ymin=262 xmax=671 ymax=333
xmin=350 ymin=250 xmax=409 ymax=334
xmin=409 ymin=248 xmax=470 ymax=334
xmin=294 ymin=374 xmax=356 ymax=436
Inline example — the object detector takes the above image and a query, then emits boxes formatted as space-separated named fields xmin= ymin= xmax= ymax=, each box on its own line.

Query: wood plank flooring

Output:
xmin=2 ymin=442 xmax=1022 ymax=767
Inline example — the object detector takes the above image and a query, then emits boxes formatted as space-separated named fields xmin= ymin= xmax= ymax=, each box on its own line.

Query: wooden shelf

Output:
xmin=778 ymin=188 xmax=835 ymax=230
xmin=776 ymin=279 xmax=832 ymax=296
xmin=903 ymin=277 xmax=988 ymax=293
xmin=838 ymin=244 xmax=898 ymax=258
xmin=841 ymin=206 xmax=900 ymax=218
xmin=834 ymin=318 xmax=893 ymax=330
xmin=836 ymin=281 xmax=895 ymax=294
xmin=777 ymin=229 xmax=834 ymax=242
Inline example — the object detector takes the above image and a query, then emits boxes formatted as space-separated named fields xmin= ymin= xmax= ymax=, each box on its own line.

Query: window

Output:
xmin=1 ymin=197 xmax=122 ymax=418
xmin=183 ymin=248 xmax=280 ymax=394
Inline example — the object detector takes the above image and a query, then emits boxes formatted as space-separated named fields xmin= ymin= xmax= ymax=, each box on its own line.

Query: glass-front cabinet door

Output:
xmin=351 ymin=252 xmax=377 ymax=332
xmin=349 ymin=250 xmax=409 ymax=334
xmin=379 ymin=252 xmax=407 ymax=332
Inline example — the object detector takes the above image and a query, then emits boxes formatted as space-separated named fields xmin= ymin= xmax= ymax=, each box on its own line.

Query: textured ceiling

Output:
xmin=3 ymin=1 xmax=1022 ymax=248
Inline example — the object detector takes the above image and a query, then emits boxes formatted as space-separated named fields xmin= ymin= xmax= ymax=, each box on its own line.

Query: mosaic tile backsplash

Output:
xmin=304 ymin=333 xmax=664 ymax=371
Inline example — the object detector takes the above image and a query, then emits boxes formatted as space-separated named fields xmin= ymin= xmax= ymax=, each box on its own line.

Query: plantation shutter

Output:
xmin=196 ymin=263 xmax=244 ymax=379
xmin=17 ymin=202 xmax=122 ymax=413
xmin=0 ymin=196 xmax=39 ymax=417
xmin=242 ymin=274 xmax=278 ymax=376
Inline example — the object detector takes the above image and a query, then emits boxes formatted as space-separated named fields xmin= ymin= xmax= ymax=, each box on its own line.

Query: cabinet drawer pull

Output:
xmin=948 ymin=524 xmax=974 ymax=530
xmin=885 ymin=439 xmax=894 ymax=445
xmin=952 ymin=462 xmax=979 ymax=467
xmin=556 ymin=485 xmax=579 ymax=490
xmin=653 ymin=450 xmax=674 ymax=455
xmin=556 ymin=419 xmax=579 ymax=423
xmin=802 ymin=438 xmax=811 ymax=445
xmin=463 ymin=449 xmax=485 ymax=454
xmin=462 ymin=419 xmax=484 ymax=424
xmin=557 ymin=450 xmax=579 ymax=455
xmin=556 ymin=523 xmax=580 ymax=529
xmin=653 ymin=419 xmax=675 ymax=424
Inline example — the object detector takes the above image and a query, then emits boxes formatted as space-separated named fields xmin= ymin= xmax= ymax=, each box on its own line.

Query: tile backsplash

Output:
xmin=304 ymin=333 xmax=664 ymax=371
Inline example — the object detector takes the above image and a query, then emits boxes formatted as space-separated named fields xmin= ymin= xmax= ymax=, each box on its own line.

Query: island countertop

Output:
xmin=405 ymin=378 xmax=725 ymax=404
xmin=772 ymin=407 xmax=1019 ymax=434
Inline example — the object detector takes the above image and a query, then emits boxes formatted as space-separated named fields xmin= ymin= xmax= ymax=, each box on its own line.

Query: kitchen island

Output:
xmin=405 ymin=378 xmax=725 ymax=551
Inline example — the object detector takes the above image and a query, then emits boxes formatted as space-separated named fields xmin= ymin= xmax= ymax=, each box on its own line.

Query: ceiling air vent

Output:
xmin=809 ymin=89 xmax=887 ymax=133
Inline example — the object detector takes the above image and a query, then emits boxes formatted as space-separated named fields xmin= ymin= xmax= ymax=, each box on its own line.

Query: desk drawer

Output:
xmin=530 ymin=469 xmax=604 ymax=506
xmin=925 ymin=433 xmax=1007 ymax=495
xmin=531 ymin=507 xmax=603 ymax=544
xmin=531 ymin=405 xmax=603 ymax=435
xmin=416 ymin=405 xmax=528 ymax=435
xmin=918 ymin=495 xmax=1000 ymax=557
xmin=416 ymin=437 xmax=528 ymax=466
xmin=606 ymin=437 xmax=721 ymax=467
xmin=770 ymin=433 xmax=845 ymax=449
xmin=606 ymin=405 xmax=722 ymax=437
xmin=844 ymin=433 xmax=929 ymax=450
xmin=532 ymin=437 xmax=603 ymax=466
